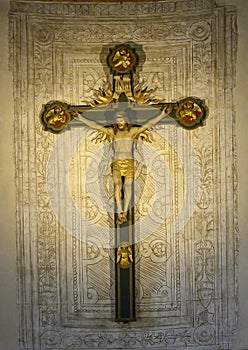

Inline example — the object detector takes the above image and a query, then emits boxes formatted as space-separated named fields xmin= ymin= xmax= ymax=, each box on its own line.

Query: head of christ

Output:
xmin=113 ymin=111 xmax=132 ymax=133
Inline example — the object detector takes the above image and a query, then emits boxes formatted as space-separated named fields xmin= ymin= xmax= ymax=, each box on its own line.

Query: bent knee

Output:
xmin=124 ymin=179 xmax=133 ymax=189
xmin=114 ymin=179 xmax=122 ymax=188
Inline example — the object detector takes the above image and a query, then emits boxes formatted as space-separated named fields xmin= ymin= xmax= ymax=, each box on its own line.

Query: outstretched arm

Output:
xmin=74 ymin=113 xmax=114 ymax=137
xmin=74 ymin=113 xmax=104 ymax=130
xmin=133 ymin=104 xmax=172 ymax=138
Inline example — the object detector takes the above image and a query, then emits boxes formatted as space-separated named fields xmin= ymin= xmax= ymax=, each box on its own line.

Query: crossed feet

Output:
xmin=117 ymin=212 xmax=127 ymax=225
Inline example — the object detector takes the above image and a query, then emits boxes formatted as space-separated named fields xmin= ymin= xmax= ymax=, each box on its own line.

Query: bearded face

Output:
xmin=114 ymin=111 xmax=129 ymax=130
xmin=115 ymin=116 xmax=127 ymax=130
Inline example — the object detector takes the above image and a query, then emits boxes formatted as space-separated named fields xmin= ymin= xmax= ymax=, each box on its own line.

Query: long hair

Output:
xmin=113 ymin=111 xmax=132 ymax=134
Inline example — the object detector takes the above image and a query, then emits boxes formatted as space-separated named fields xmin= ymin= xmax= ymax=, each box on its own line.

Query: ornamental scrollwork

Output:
xmin=196 ymin=147 xmax=213 ymax=209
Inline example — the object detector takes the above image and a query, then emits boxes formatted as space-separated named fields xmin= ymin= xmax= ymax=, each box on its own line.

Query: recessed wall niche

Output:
xmin=9 ymin=0 xmax=238 ymax=349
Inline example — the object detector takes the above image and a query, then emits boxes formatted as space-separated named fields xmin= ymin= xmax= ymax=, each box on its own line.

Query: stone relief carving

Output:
xmin=10 ymin=0 xmax=216 ymax=18
xmin=9 ymin=1 xmax=238 ymax=349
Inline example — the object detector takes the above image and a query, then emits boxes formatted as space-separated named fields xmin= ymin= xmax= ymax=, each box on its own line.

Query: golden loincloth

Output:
xmin=111 ymin=159 xmax=134 ymax=179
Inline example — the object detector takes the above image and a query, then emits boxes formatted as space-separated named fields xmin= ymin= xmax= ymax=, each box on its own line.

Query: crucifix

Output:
xmin=40 ymin=44 xmax=207 ymax=322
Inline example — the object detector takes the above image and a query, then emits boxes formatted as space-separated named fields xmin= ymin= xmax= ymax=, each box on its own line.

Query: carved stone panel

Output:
xmin=9 ymin=1 xmax=238 ymax=349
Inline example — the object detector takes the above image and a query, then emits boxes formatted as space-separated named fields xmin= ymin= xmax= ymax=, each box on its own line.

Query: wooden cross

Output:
xmin=40 ymin=44 xmax=207 ymax=322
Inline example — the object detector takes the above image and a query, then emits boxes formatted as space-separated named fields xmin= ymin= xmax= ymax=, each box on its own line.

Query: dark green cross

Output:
xmin=40 ymin=44 xmax=207 ymax=322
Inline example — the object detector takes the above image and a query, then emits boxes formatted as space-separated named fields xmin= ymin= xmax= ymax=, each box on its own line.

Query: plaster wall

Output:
xmin=0 ymin=0 xmax=247 ymax=349
xmin=0 ymin=1 xmax=18 ymax=349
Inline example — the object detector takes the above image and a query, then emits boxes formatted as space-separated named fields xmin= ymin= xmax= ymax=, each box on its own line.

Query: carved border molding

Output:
xmin=10 ymin=0 xmax=216 ymax=17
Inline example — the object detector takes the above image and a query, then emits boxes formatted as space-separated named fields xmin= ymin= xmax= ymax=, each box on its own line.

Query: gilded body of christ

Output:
xmin=75 ymin=105 xmax=172 ymax=224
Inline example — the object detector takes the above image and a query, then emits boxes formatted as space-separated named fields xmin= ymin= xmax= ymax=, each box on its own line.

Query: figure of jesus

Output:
xmin=75 ymin=105 xmax=172 ymax=224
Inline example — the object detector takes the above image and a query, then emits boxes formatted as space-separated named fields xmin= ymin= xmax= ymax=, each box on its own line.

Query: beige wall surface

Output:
xmin=229 ymin=0 xmax=248 ymax=348
xmin=0 ymin=1 xmax=18 ymax=350
xmin=0 ymin=0 xmax=247 ymax=349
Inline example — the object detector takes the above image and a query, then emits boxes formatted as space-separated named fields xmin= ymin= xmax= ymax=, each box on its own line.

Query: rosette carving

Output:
xmin=189 ymin=21 xmax=210 ymax=41
xmin=40 ymin=331 xmax=61 ymax=349
xmin=33 ymin=24 xmax=54 ymax=45
xmin=193 ymin=323 xmax=215 ymax=345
